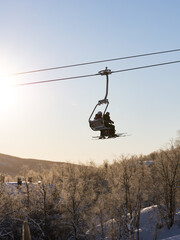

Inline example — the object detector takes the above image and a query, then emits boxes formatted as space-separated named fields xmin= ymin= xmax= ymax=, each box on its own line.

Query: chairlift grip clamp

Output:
xmin=98 ymin=67 xmax=112 ymax=76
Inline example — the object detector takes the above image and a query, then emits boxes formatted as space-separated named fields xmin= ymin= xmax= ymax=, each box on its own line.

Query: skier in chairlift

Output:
xmin=94 ymin=111 xmax=103 ymax=120
xmin=103 ymin=112 xmax=116 ymax=137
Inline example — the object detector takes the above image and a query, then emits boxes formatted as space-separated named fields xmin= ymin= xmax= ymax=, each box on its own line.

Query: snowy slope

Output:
xmin=139 ymin=206 xmax=180 ymax=240
xmin=161 ymin=235 xmax=180 ymax=240
xmin=87 ymin=206 xmax=180 ymax=240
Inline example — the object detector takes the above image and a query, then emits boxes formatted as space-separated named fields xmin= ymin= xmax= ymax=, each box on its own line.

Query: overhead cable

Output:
xmin=15 ymin=73 xmax=99 ymax=86
xmin=11 ymin=48 xmax=180 ymax=76
xmin=15 ymin=59 xmax=180 ymax=86
xmin=111 ymin=60 xmax=180 ymax=74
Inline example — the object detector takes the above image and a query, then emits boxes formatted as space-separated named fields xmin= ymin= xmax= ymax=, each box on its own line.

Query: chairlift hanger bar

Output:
xmin=98 ymin=67 xmax=112 ymax=101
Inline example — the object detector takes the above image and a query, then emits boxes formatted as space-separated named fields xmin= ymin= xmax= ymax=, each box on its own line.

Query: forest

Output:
xmin=0 ymin=138 xmax=180 ymax=240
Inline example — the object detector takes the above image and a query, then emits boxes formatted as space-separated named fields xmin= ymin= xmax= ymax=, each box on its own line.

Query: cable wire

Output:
xmin=11 ymin=48 xmax=180 ymax=76
xmin=111 ymin=60 xmax=180 ymax=74
xmin=15 ymin=59 xmax=180 ymax=87
xmin=15 ymin=73 xmax=100 ymax=86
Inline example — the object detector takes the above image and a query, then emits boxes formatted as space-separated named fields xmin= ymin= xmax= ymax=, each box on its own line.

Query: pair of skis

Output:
xmin=92 ymin=132 xmax=130 ymax=140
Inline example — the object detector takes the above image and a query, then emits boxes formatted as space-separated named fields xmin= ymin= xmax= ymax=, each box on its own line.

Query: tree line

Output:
xmin=0 ymin=140 xmax=179 ymax=239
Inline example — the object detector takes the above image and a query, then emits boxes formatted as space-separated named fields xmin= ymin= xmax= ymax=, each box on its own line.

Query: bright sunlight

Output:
xmin=0 ymin=71 xmax=15 ymax=112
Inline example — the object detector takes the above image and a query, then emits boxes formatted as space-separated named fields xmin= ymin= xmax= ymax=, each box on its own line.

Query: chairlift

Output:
xmin=89 ymin=67 xmax=128 ymax=139
xmin=89 ymin=67 xmax=112 ymax=133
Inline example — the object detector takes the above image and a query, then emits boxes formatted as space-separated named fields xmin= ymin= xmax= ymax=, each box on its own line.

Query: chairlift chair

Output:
xmin=89 ymin=67 xmax=112 ymax=132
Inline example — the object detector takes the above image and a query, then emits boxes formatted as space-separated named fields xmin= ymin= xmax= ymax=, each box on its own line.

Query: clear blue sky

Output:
xmin=0 ymin=1 xmax=180 ymax=164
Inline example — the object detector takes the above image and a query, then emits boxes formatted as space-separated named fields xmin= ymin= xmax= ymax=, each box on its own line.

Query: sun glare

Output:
xmin=0 ymin=71 xmax=15 ymax=112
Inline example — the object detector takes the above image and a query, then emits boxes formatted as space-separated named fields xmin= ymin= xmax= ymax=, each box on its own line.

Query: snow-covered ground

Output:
xmin=161 ymin=235 xmax=180 ymax=240
xmin=139 ymin=206 xmax=180 ymax=240
xmin=87 ymin=206 xmax=180 ymax=240
xmin=157 ymin=223 xmax=180 ymax=240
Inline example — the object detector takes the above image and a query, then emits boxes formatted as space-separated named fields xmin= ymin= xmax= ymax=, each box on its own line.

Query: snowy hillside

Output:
xmin=139 ymin=206 xmax=180 ymax=240
xmin=87 ymin=206 xmax=180 ymax=240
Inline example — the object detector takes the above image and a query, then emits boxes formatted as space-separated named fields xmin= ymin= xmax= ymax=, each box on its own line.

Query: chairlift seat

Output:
xmin=89 ymin=119 xmax=109 ymax=131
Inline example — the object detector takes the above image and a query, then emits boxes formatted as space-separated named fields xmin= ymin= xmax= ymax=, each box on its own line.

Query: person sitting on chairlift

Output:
xmin=94 ymin=111 xmax=103 ymax=120
xmin=103 ymin=112 xmax=116 ymax=137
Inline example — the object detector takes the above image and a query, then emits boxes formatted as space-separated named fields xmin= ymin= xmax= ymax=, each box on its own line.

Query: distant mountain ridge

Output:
xmin=0 ymin=153 xmax=65 ymax=177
